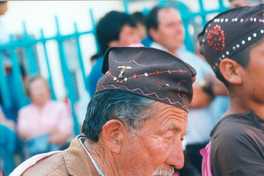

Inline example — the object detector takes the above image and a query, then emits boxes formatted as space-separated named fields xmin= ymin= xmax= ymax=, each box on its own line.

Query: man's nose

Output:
xmin=165 ymin=140 xmax=185 ymax=169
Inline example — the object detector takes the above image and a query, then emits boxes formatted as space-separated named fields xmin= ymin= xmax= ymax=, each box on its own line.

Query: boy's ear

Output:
xmin=101 ymin=119 xmax=127 ymax=154
xmin=219 ymin=58 xmax=243 ymax=85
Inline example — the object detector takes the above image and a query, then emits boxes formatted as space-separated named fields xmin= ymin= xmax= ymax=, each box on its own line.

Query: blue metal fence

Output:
xmin=0 ymin=0 xmax=229 ymax=135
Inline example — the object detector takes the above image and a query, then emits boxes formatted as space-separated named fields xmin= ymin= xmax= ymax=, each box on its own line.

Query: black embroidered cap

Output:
xmin=95 ymin=47 xmax=197 ymax=112
xmin=198 ymin=4 xmax=264 ymax=73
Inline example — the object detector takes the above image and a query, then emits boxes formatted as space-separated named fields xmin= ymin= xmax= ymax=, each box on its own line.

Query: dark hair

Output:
xmin=216 ymin=37 xmax=264 ymax=86
xmin=90 ymin=53 xmax=101 ymax=63
xmin=146 ymin=6 xmax=176 ymax=40
xmin=82 ymin=90 xmax=157 ymax=142
xmin=145 ymin=6 xmax=162 ymax=38
xmin=131 ymin=12 xmax=146 ymax=25
xmin=96 ymin=11 xmax=137 ymax=56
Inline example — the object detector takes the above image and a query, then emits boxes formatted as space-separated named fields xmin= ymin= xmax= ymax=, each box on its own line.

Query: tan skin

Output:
xmin=149 ymin=7 xmax=227 ymax=108
xmin=229 ymin=0 xmax=250 ymax=9
xmin=84 ymin=102 xmax=188 ymax=176
xmin=108 ymin=24 xmax=141 ymax=47
xmin=18 ymin=78 xmax=70 ymax=144
xmin=220 ymin=38 xmax=264 ymax=119
xmin=0 ymin=1 xmax=7 ymax=16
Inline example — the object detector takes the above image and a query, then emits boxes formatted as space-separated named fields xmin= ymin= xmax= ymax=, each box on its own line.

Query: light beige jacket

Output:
xmin=21 ymin=135 xmax=100 ymax=176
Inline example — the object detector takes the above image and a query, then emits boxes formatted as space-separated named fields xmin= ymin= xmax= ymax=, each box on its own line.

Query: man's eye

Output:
xmin=166 ymin=136 xmax=172 ymax=140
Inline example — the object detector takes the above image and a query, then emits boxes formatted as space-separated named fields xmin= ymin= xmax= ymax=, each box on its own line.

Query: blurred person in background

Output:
xmin=86 ymin=10 xmax=141 ymax=99
xmin=77 ymin=11 xmax=142 ymax=127
xmin=131 ymin=11 xmax=154 ymax=47
xmin=229 ymin=0 xmax=263 ymax=8
xmin=131 ymin=11 xmax=147 ymax=40
xmin=0 ymin=3 xmax=18 ymax=174
xmin=0 ymin=1 xmax=27 ymax=115
xmin=146 ymin=5 xmax=227 ymax=176
xmin=17 ymin=75 xmax=73 ymax=159
xmin=0 ymin=97 xmax=17 ymax=175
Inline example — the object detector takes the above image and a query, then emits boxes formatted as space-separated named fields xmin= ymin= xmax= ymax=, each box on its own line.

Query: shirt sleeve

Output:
xmin=55 ymin=102 xmax=73 ymax=135
xmin=211 ymin=122 xmax=264 ymax=176
xmin=17 ymin=107 xmax=30 ymax=131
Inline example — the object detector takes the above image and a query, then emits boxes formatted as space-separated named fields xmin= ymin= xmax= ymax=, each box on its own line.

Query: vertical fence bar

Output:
xmin=89 ymin=9 xmax=99 ymax=53
xmin=218 ymin=0 xmax=225 ymax=10
xmin=123 ymin=1 xmax=129 ymax=14
xmin=74 ymin=22 xmax=87 ymax=90
xmin=40 ymin=29 xmax=56 ymax=100
xmin=55 ymin=16 xmax=80 ymax=135
xmin=198 ymin=0 xmax=208 ymax=27
xmin=23 ymin=22 xmax=39 ymax=76
xmin=9 ymin=35 xmax=29 ymax=109
xmin=0 ymin=53 xmax=12 ymax=109
xmin=158 ymin=0 xmax=168 ymax=6
xmin=176 ymin=1 xmax=195 ymax=52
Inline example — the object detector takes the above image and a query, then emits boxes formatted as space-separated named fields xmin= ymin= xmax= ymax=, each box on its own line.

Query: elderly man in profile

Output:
xmin=11 ymin=47 xmax=196 ymax=176
xmin=145 ymin=6 xmax=226 ymax=175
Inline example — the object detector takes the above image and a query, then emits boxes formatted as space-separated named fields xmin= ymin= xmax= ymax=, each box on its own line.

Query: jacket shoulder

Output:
xmin=22 ymin=152 xmax=69 ymax=176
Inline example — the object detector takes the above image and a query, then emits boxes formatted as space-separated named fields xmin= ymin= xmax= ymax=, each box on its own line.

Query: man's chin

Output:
xmin=152 ymin=167 xmax=174 ymax=176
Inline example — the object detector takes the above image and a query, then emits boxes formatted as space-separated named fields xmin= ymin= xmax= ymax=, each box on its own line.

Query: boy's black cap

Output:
xmin=95 ymin=47 xmax=197 ymax=112
xmin=198 ymin=4 xmax=264 ymax=73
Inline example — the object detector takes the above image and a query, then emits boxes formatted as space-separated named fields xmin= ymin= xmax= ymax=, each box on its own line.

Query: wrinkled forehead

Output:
xmin=152 ymin=102 xmax=188 ymax=122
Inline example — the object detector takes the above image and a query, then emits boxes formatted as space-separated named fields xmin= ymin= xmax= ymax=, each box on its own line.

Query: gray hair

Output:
xmin=82 ymin=90 xmax=157 ymax=142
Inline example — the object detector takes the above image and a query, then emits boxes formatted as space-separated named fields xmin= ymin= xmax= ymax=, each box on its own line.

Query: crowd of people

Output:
xmin=1 ymin=0 xmax=263 ymax=175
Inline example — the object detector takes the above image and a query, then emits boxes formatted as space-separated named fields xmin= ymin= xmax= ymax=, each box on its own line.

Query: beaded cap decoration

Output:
xmin=198 ymin=4 xmax=264 ymax=73
xmin=95 ymin=47 xmax=197 ymax=112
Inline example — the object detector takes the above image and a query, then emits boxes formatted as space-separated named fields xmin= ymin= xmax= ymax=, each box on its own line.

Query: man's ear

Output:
xmin=219 ymin=58 xmax=242 ymax=85
xmin=101 ymin=119 xmax=127 ymax=154
xmin=149 ymin=28 xmax=158 ymax=41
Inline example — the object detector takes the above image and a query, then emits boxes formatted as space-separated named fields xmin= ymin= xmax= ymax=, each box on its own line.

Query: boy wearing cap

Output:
xmin=198 ymin=4 xmax=264 ymax=175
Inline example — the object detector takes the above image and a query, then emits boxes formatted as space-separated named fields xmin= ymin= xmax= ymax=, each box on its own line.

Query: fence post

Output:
xmin=40 ymin=29 xmax=56 ymax=100
xmin=23 ymin=22 xmax=39 ymax=76
xmin=89 ymin=9 xmax=99 ymax=52
xmin=198 ymin=0 xmax=208 ymax=27
xmin=55 ymin=16 xmax=80 ymax=135
xmin=74 ymin=23 xmax=87 ymax=91
xmin=9 ymin=35 xmax=29 ymax=109
xmin=123 ymin=1 xmax=130 ymax=14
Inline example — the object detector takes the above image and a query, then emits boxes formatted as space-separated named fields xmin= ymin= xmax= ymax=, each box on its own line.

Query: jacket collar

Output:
xmin=63 ymin=135 xmax=100 ymax=176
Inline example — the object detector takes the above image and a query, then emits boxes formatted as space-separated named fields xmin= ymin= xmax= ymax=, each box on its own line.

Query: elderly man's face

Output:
xmin=121 ymin=102 xmax=188 ymax=176
xmin=151 ymin=8 xmax=184 ymax=53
